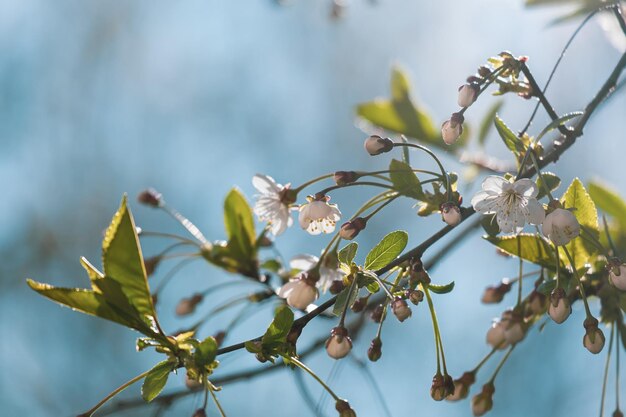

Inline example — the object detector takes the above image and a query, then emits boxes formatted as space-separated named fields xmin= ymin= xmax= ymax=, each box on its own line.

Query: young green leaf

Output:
xmin=427 ymin=281 xmax=455 ymax=294
xmin=485 ymin=233 xmax=561 ymax=268
xmin=364 ymin=230 xmax=408 ymax=271
xmin=333 ymin=284 xmax=359 ymax=316
xmin=389 ymin=159 xmax=424 ymax=200
xmin=261 ymin=305 xmax=294 ymax=346
xmin=141 ymin=360 xmax=175 ymax=402
xmin=534 ymin=112 xmax=582 ymax=143
xmin=559 ymin=178 xmax=599 ymax=270
xmin=588 ymin=180 xmax=626 ymax=229
xmin=536 ymin=172 xmax=561 ymax=200
xmin=223 ymin=188 xmax=257 ymax=260
xmin=494 ymin=114 xmax=525 ymax=155
xmin=195 ymin=336 xmax=218 ymax=367
xmin=102 ymin=195 xmax=156 ymax=324
xmin=338 ymin=242 xmax=358 ymax=265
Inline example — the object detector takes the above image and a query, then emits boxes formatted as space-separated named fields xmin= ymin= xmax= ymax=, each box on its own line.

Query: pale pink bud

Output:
xmin=441 ymin=113 xmax=464 ymax=145
xmin=325 ymin=326 xmax=353 ymax=359
xmin=542 ymin=208 xmax=580 ymax=246
xmin=471 ymin=383 xmax=495 ymax=416
xmin=364 ymin=135 xmax=394 ymax=156
xmin=458 ymin=83 xmax=479 ymax=107
xmin=608 ymin=261 xmax=626 ymax=291
xmin=503 ymin=315 xmax=526 ymax=345
xmin=339 ymin=217 xmax=367 ymax=240
xmin=548 ymin=288 xmax=571 ymax=324
xmin=441 ymin=202 xmax=462 ymax=226
xmin=583 ymin=328 xmax=605 ymax=354
xmin=486 ymin=320 xmax=509 ymax=350
xmin=446 ymin=372 xmax=476 ymax=402
xmin=392 ymin=297 xmax=412 ymax=322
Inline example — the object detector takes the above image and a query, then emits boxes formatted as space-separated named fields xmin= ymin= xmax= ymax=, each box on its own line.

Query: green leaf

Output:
xmin=485 ymin=233 xmax=560 ymax=268
xmin=102 ymin=195 xmax=156 ymax=324
xmin=260 ymin=259 xmax=282 ymax=273
xmin=224 ymin=188 xmax=256 ymax=260
xmin=261 ymin=305 xmax=294 ymax=346
xmin=588 ymin=181 xmax=626 ymax=229
xmin=559 ymin=178 xmax=599 ymax=270
xmin=142 ymin=361 xmax=175 ymax=402
xmin=389 ymin=159 xmax=424 ymax=200
xmin=478 ymin=101 xmax=503 ymax=146
xmin=356 ymin=67 xmax=460 ymax=150
xmin=536 ymin=172 xmax=561 ymax=200
xmin=364 ymin=231 xmax=408 ymax=271
xmin=338 ymin=242 xmax=358 ymax=265
xmin=195 ymin=336 xmax=218 ymax=367
xmin=333 ymin=284 xmax=359 ymax=316
xmin=428 ymin=281 xmax=455 ymax=294
xmin=494 ymin=114 xmax=525 ymax=155
xmin=534 ymin=112 xmax=582 ymax=143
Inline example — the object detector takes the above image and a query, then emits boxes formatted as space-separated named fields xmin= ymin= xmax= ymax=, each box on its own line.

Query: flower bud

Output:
xmin=329 ymin=280 xmax=346 ymax=294
xmin=334 ymin=171 xmax=359 ymax=185
xmin=185 ymin=375 xmax=203 ymax=390
xmin=443 ymin=374 xmax=455 ymax=398
xmin=503 ymin=313 xmax=526 ymax=345
xmin=351 ymin=296 xmax=368 ymax=313
xmin=277 ymin=274 xmax=319 ymax=310
xmin=548 ymin=288 xmax=571 ymax=324
xmin=364 ymin=135 xmax=394 ymax=156
xmin=446 ymin=371 xmax=476 ymax=402
xmin=406 ymin=289 xmax=424 ymax=305
xmin=471 ymin=383 xmax=495 ymax=416
xmin=441 ymin=113 xmax=464 ymax=145
xmin=441 ymin=202 xmax=462 ymax=226
xmin=542 ymin=208 xmax=580 ymax=246
xmin=192 ymin=408 xmax=207 ymax=417
xmin=608 ymin=259 xmax=626 ymax=291
xmin=392 ymin=297 xmax=412 ymax=322
xmin=486 ymin=319 xmax=509 ymax=350
xmin=477 ymin=66 xmax=492 ymax=78
xmin=367 ymin=337 xmax=382 ymax=362
xmin=458 ymin=83 xmax=479 ymax=107
xmin=339 ymin=217 xmax=367 ymax=240
xmin=430 ymin=373 xmax=447 ymax=401
xmin=583 ymin=317 xmax=605 ymax=354
xmin=326 ymin=326 xmax=353 ymax=359
xmin=214 ymin=331 xmax=226 ymax=347
xmin=527 ymin=290 xmax=547 ymax=315
xmin=370 ymin=304 xmax=385 ymax=323
xmin=335 ymin=399 xmax=357 ymax=417
xmin=175 ymin=294 xmax=204 ymax=316
xmin=144 ymin=256 xmax=161 ymax=277
xmin=137 ymin=188 xmax=163 ymax=207
xmin=481 ymin=281 xmax=512 ymax=304
xmin=613 ymin=410 xmax=624 ymax=417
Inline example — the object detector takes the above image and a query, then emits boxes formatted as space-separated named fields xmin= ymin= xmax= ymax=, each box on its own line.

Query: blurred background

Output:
xmin=1 ymin=0 xmax=624 ymax=416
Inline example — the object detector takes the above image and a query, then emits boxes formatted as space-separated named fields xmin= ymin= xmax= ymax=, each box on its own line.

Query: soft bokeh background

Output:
xmin=1 ymin=1 xmax=624 ymax=416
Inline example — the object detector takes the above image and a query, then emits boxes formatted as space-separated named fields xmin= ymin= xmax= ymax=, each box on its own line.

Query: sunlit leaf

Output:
xmin=142 ymin=360 xmax=175 ymax=402
xmin=494 ymin=114 xmax=525 ymax=156
xmin=536 ymin=172 xmax=561 ymax=200
xmin=485 ymin=233 xmax=561 ymax=268
xmin=389 ymin=159 xmax=424 ymax=200
xmin=588 ymin=180 xmax=626 ymax=229
xmin=338 ymin=242 xmax=358 ymax=265
xmin=195 ymin=336 xmax=218 ymax=367
xmin=364 ymin=231 xmax=408 ymax=271
xmin=224 ymin=188 xmax=256 ymax=260
xmin=333 ymin=283 xmax=359 ymax=316
xmin=261 ymin=305 xmax=294 ymax=347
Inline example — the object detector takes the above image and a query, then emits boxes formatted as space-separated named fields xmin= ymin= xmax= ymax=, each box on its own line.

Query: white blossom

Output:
xmin=471 ymin=176 xmax=545 ymax=234
xmin=298 ymin=197 xmax=342 ymax=235
xmin=252 ymin=174 xmax=295 ymax=236
xmin=277 ymin=276 xmax=318 ymax=310
xmin=289 ymin=254 xmax=345 ymax=293
xmin=542 ymin=208 xmax=580 ymax=246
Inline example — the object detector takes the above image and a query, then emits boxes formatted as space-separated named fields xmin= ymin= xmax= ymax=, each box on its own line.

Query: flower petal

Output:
xmin=253 ymin=174 xmax=281 ymax=194
xmin=525 ymin=198 xmax=545 ymax=225
xmin=513 ymin=178 xmax=538 ymax=198
xmin=482 ymin=176 xmax=507 ymax=193
xmin=290 ymin=254 xmax=319 ymax=271
xmin=473 ymin=194 xmax=502 ymax=214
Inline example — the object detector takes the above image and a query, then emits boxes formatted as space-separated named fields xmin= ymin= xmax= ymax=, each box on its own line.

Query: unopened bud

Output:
xmin=477 ymin=66 xmax=492 ymax=78
xmin=542 ymin=208 xmax=579 ymax=246
xmin=503 ymin=312 xmax=526 ymax=344
xmin=527 ymin=290 xmax=547 ymax=315
xmin=548 ymin=288 xmax=571 ymax=324
xmin=214 ymin=331 xmax=226 ymax=347
xmin=175 ymin=293 xmax=204 ymax=316
xmin=335 ymin=399 xmax=357 ymax=417
xmin=608 ymin=258 xmax=626 ymax=291
xmin=144 ymin=256 xmax=161 ymax=277
xmin=351 ymin=296 xmax=368 ymax=313
xmin=441 ymin=202 xmax=462 ymax=226
xmin=326 ymin=326 xmax=353 ymax=359
xmin=458 ymin=83 xmax=479 ymax=107
xmin=367 ymin=337 xmax=382 ymax=362
xmin=370 ymin=304 xmax=385 ymax=323
xmin=441 ymin=113 xmax=464 ymax=145
xmin=330 ymin=280 xmax=346 ymax=295
xmin=185 ymin=375 xmax=203 ymax=390
xmin=486 ymin=319 xmax=509 ymax=350
xmin=443 ymin=374 xmax=455 ymax=398
xmin=613 ymin=410 xmax=624 ymax=417
xmin=471 ymin=383 xmax=495 ymax=416
xmin=334 ymin=171 xmax=359 ymax=186
xmin=430 ymin=373 xmax=447 ymax=401
xmin=137 ymin=188 xmax=163 ymax=207
xmin=391 ymin=297 xmax=412 ymax=322
xmin=364 ymin=135 xmax=394 ymax=156
xmin=406 ymin=289 xmax=424 ymax=305
xmin=583 ymin=317 xmax=605 ymax=354
xmin=192 ymin=408 xmax=207 ymax=417
xmin=447 ymin=371 xmax=476 ymax=402
xmin=339 ymin=217 xmax=367 ymax=240
xmin=481 ymin=281 xmax=512 ymax=304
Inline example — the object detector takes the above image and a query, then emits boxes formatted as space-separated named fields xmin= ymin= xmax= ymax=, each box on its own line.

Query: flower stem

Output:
xmin=529 ymin=152 xmax=555 ymax=201
xmin=318 ymin=181 xmax=395 ymax=195
xmin=339 ymin=277 xmax=358 ymax=327
xmin=562 ymin=246 xmax=593 ymax=319
xmin=289 ymin=357 xmax=340 ymax=401
xmin=78 ymin=369 xmax=152 ymax=417
xmin=602 ymin=215 xmax=620 ymax=257
xmin=293 ymin=173 xmax=335 ymax=193
xmin=208 ymin=384 xmax=227 ymax=417
xmin=488 ymin=345 xmax=515 ymax=384
xmin=363 ymin=196 xmax=399 ymax=221
xmin=392 ymin=142 xmax=452 ymax=199
xmin=471 ymin=348 xmax=498 ymax=374
xmin=423 ymin=285 xmax=446 ymax=374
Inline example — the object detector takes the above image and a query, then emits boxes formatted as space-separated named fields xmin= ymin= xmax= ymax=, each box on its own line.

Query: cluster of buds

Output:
xmin=542 ymin=201 xmax=580 ymax=246
xmin=481 ymin=280 xmax=512 ymax=304
xmin=486 ymin=309 xmax=526 ymax=349
xmin=607 ymin=258 xmax=626 ymax=291
xmin=363 ymin=135 xmax=394 ymax=156
xmin=430 ymin=372 xmax=455 ymax=401
xmin=339 ymin=217 xmax=367 ymax=240
xmin=582 ymin=317 xmax=605 ymax=354
xmin=175 ymin=293 xmax=204 ymax=316
xmin=326 ymin=326 xmax=353 ymax=359
xmin=548 ymin=287 xmax=571 ymax=324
